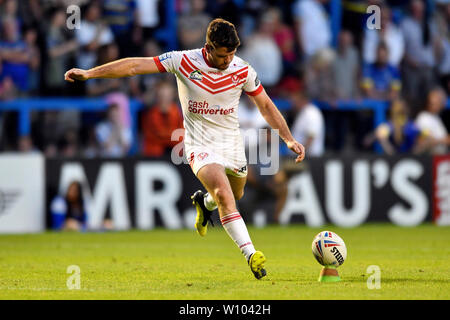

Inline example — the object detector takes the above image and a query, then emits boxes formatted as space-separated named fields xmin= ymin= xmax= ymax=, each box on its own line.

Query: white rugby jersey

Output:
xmin=152 ymin=48 xmax=263 ymax=160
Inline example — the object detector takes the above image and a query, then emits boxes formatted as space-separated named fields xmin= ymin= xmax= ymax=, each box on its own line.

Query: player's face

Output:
xmin=208 ymin=46 xmax=236 ymax=70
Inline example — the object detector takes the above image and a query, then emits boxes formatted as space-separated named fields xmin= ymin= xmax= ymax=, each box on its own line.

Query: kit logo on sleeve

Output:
xmin=255 ymin=76 xmax=260 ymax=87
xmin=158 ymin=52 xmax=171 ymax=62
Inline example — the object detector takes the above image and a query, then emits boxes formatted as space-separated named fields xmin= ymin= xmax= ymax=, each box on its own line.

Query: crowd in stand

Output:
xmin=0 ymin=0 xmax=449 ymax=158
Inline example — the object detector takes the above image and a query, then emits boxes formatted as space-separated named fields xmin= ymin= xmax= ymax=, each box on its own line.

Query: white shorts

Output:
xmin=186 ymin=146 xmax=248 ymax=178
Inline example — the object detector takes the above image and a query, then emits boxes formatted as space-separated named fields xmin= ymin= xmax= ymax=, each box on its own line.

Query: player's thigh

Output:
xmin=226 ymin=174 xmax=247 ymax=201
xmin=197 ymin=163 xmax=237 ymax=214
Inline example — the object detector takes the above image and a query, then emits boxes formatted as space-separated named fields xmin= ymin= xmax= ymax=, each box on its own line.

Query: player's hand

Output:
xmin=64 ymin=68 xmax=90 ymax=82
xmin=287 ymin=140 xmax=305 ymax=163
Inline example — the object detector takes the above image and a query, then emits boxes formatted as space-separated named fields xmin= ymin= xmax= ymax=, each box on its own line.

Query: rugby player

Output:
xmin=65 ymin=18 xmax=305 ymax=279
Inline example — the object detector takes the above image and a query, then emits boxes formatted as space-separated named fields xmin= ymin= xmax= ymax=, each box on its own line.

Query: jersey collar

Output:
xmin=202 ymin=47 xmax=215 ymax=68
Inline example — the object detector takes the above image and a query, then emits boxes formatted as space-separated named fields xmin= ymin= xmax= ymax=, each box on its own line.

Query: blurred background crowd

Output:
xmin=0 ymin=0 xmax=449 ymax=159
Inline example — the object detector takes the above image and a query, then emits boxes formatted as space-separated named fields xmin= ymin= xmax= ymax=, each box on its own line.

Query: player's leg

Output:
xmin=197 ymin=164 xmax=266 ymax=279
xmin=226 ymin=173 xmax=246 ymax=200
xmin=192 ymin=164 xmax=247 ymax=216
xmin=196 ymin=163 xmax=238 ymax=218
xmin=225 ymin=172 xmax=267 ymax=279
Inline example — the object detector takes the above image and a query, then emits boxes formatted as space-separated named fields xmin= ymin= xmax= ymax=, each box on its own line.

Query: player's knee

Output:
xmin=213 ymin=188 xmax=233 ymax=206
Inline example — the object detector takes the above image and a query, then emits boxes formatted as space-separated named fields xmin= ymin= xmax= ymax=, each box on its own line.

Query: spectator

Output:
xmin=23 ymin=28 xmax=40 ymax=94
xmin=205 ymin=0 xmax=241 ymax=28
xmin=0 ymin=0 xmax=21 ymax=29
xmin=129 ymin=40 xmax=164 ymax=104
xmin=17 ymin=0 xmax=43 ymax=29
xmin=264 ymin=7 xmax=297 ymax=74
xmin=435 ymin=1 xmax=450 ymax=94
xmin=415 ymin=87 xmax=450 ymax=154
xmin=238 ymin=0 xmax=268 ymax=42
xmin=95 ymin=103 xmax=132 ymax=157
xmin=293 ymin=0 xmax=331 ymax=59
xmin=341 ymin=0 xmax=377 ymax=47
xmin=44 ymin=143 xmax=58 ymax=157
xmin=45 ymin=8 xmax=78 ymax=93
xmin=0 ymin=17 xmax=31 ymax=92
xmin=374 ymin=99 xmax=425 ymax=154
xmin=273 ymin=69 xmax=303 ymax=100
xmin=76 ymin=2 xmax=114 ymax=70
xmin=135 ymin=0 xmax=161 ymax=41
xmin=400 ymin=0 xmax=440 ymax=111
xmin=304 ymin=47 xmax=336 ymax=104
xmin=178 ymin=0 xmax=211 ymax=50
xmin=240 ymin=12 xmax=283 ymax=89
xmin=361 ymin=42 xmax=401 ymax=101
xmin=83 ymin=127 xmax=99 ymax=158
xmin=58 ymin=129 xmax=79 ymax=157
xmin=87 ymin=43 xmax=127 ymax=97
xmin=290 ymin=90 xmax=325 ymax=156
xmin=327 ymin=30 xmax=360 ymax=152
xmin=362 ymin=4 xmax=404 ymax=68
xmin=18 ymin=135 xmax=38 ymax=153
xmin=0 ymin=76 xmax=17 ymax=101
xmin=102 ymin=0 xmax=139 ymax=58
xmin=244 ymin=127 xmax=289 ymax=224
xmin=86 ymin=42 xmax=132 ymax=133
xmin=38 ymin=108 xmax=79 ymax=157
xmin=238 ymin=94 xmax=267 ymax=131
xmin=50 ymin=181 xmax=87 ymax=231
xmin=333 ymin=30 xmax=360 ymax=100
xmin=141 ymin=80 xmax=184 ymax=157
xmin=238 ymin=94 xmax=268 ymax=151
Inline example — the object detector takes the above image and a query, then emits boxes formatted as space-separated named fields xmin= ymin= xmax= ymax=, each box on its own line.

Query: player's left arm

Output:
xmin=249 ymin=89 xmax=305 ymax=163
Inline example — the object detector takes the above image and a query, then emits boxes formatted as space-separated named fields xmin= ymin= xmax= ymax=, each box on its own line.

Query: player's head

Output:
xmin=205 ymin=18 xmax=240 ymax=70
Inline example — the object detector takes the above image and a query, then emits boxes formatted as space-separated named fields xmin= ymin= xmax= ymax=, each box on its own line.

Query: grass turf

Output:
xmin=0 ymin=224 xmax=448 ymax=300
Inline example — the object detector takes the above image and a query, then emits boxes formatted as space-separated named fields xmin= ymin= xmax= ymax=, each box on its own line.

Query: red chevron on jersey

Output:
xmin=180 ymin=57 xmax=247 ymax=92
xmin=179 ymin=66 xmax=246 ymax=94
xmin=184 ymin=54 xmax=249 ymax=82
xmin=180 ymin=55 xmax=248 ymax=94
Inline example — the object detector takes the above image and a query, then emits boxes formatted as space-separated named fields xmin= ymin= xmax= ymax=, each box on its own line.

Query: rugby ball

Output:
xmin=312 ymin=231 xmax=347 ymax=267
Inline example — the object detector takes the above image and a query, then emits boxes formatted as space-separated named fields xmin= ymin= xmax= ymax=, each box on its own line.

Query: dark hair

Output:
xmin=65 ymin=181 xmax=85 ymax=219
xmin=206 ymin=18 xmax=240 ymax=51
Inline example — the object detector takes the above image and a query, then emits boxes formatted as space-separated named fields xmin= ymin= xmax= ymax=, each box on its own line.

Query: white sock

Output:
xmin=204 ymin=192 xmax=218 ymax=211
xmin=220 ymin=212 xmax=256 ymax=261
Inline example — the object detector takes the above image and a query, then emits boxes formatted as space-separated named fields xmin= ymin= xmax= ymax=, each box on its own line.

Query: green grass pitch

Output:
xmin=0 ymin=224 xmax=449 ymax=299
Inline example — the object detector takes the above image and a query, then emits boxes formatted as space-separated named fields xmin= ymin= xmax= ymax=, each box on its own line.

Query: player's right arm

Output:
xmin=64 ymin=57 xmax=161 ymax=82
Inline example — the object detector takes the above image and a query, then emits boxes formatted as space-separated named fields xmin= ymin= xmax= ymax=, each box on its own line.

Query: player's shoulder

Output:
xmin=233 ymin=54 xmax=253 ymax=69
xmin=157 ymin=48 xmax=201 ymax=62
xmin=163 ymin=48 xmax=206 ymax=70
xmin=176 ymin=48 xmax=203 ymax=61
